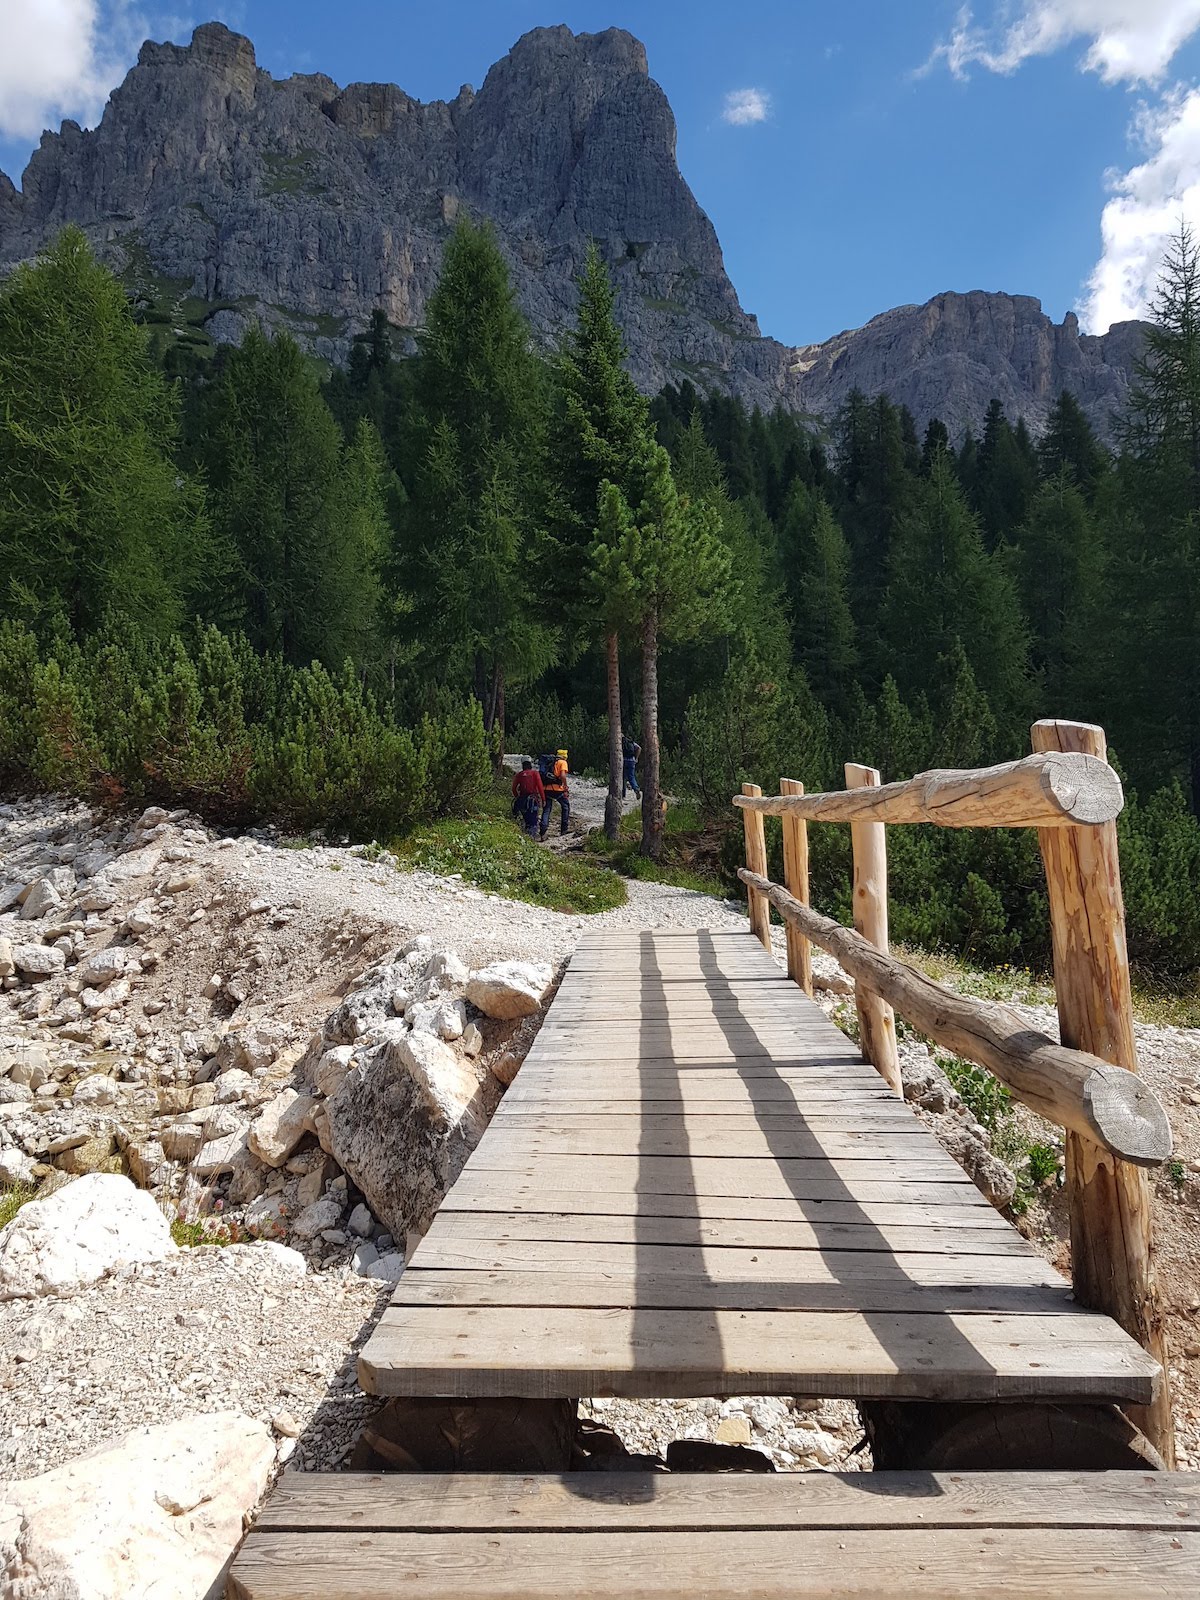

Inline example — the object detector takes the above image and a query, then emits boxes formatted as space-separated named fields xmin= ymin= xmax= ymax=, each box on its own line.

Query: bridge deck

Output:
xmin=358 ymin=929 xmax=1160 ymax=1404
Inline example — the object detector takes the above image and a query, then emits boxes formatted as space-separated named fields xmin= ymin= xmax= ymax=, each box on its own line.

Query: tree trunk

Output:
xmin=495 ymin=669 xmax=506 ymax=768
xmin=604 ymin=631 xmax=623 ymax=842
xmin=640 ymin=609 xmax=663 ymax=860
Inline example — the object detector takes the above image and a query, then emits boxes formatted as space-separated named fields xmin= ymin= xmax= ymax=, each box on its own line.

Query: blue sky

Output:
xmin=6 ymin=3 xmax=1200 ymax=343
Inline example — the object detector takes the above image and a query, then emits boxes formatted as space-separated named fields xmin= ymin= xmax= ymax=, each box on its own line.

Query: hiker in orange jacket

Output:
xmin=539 ymin=748 xmax=570 ymax=838
xmin=511 ymin=760 xmax=545 ymax=837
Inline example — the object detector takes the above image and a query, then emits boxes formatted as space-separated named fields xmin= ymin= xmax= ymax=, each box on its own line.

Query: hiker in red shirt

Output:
xmin=511 ymin=759 xmax=545 ymax=838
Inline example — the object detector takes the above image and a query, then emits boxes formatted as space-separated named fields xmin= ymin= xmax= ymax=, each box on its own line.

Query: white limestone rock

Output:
xmin=0 ymin=1412 xmax=274 ymax=1600
xmin=77 ymin=946 xmax=128 ymax=987
xmin=12 ymin=943 xmax=66 ymax=979
xmin=249 ymin=1087 xmax=317 ymax=1167
xmin=364 ymin=1250 xmax=406 ymax=1282
xmin=19 ymin=877 xmax=65 ymax=921
xmin=314 ymin=1044 xmax=354 ymax=1098
xmin=466 ymin=960 xmax=553 ymax=1019
xmin=0 ymin=1172 xmax=174 ymax=1300
xmin=215 ymin=1067 xmax=255 ymax=1104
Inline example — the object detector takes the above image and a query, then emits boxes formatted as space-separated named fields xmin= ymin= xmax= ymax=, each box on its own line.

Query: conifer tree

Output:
xmin=792 ymin=499 xmax=858 ymax=710
xmin=1014 ymin=470 xmax=1103 ymax=705
xmin=1038 ymin=391 xmax=1107 ymax=497
xmin=590 ymin=444 xmax=732 ymax=858
xmin=879 ymin=449 xmax=1030 ymax=732
xmin=0 ymin=227 xmax=203 ymax=635
xmin=974 ymin=398 xmax=1037 ymax=546
xmin=201 ymin=328 xmax=384 ymax=667
xmin=548 ymin=244 xmax=656 ymax=835
xmin=405 ymin=219 xmax=552 ymax=751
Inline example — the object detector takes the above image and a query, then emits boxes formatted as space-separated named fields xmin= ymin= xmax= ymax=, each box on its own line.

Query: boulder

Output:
xmin=466 ymin=960 xmax=553 ymax=1019
xmin=56 ymin=1132 xmax=118 ymax=1175
xmin=77 ymin=947 xmax=129 ymax=987
xmin=71 ymin=1073 xmax=119 ymax=1106
xmin=190 ymin=1126 xmax=250 ymax=1179
xmin=0 ymin=1147 xmax=35 ymax=1186
xmin=19 ymin=878 xmax=65 ymax=921
xmin=0 ymin=1412 xmax=274 ymax=1600
xmin=214 ymin=1067 xmax=255 ymax=1104
xmin=326 ymin=1024 xmax=487 ymax=1240
xmin=291 ymin=1195 xmax=342 ymax=1240
xmin=76 ymin=878 xmax=118 ymax=911
xmin=0 ymin=1172 xmax=174 ymax=1299
xmin=221 ymin=1018 xmax=290 ymax=1074
xmin=407 ymin=996 xmax=467 ymax=1041
xmin=0 ymin=937 xmax=13 ymax=978
xmin=249 ymin=1087 xmax=317 ymax=1167
xmin=7 ymin=1045 xmax=51 ymax=1089
xmin=12 ymin=943 xmax=66 ymax=979
xmin=125 ymin=1138 xmax=170 ymax=1188
xmin=314 ymin=1044 xmax=354 ymax=1097
xmin=364 ymin=1250 xmax=406 ymax=1282
xmin=124 ymin=899 xmax=157 ymax=935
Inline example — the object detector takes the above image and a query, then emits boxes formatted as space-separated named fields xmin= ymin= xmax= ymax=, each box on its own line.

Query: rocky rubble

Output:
xmin=0 ymin=798 xmax=555 ymax=1276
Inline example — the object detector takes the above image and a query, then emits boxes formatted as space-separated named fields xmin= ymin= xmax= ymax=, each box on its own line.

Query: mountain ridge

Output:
xmin=0 ymin=21 xmax=1146 ymax=440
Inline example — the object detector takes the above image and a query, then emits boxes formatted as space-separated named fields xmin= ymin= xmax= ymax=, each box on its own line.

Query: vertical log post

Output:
xmin=845 ymin=762 xmax=902 ymax=1095
xmin=779 ymin=777 xmax=813 ymax=995
xmin=741 ymin=782 xmax=771 ymax=950
xmin=1030 ymin=718 xmax=1174 ymax=1465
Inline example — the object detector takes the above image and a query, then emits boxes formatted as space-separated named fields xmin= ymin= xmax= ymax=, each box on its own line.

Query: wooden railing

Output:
xmin=733 ymin=718 xmax=1175 ymax=1463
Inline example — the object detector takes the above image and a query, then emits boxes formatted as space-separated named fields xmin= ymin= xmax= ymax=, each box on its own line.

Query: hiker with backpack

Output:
xmin=511 ymin=759 xmax=545 ymax=838
xmin=539 ymin=748 xmax=570 ymax=838
xmin=622 ymin=732 xmax=641 ymax=798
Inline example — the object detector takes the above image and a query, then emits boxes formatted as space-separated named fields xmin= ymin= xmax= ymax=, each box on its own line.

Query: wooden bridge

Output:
xmin=230 ymin=722 xmax=1199 ymax=1598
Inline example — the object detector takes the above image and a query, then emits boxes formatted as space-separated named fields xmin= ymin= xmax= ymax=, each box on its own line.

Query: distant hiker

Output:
xmin=539 ymin=748 xmax=570 ymax=838
xmin=511 ymin=759 xmax=545 ymax=838
xmin=622 ymin=733 xmax=641 ymax=798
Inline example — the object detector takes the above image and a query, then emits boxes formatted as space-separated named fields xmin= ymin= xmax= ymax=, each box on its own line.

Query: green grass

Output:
xmin=390 ymin=785 xmax=627 ymax=914
xmin=0 ymin=1183 xmax=35 ymax=1229
xmin=583 ymin=803 xmax=726 ymax=897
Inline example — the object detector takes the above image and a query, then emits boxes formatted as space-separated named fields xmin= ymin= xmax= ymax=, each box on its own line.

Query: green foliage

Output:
xmin=198 ymin=328 xmax=388 ymax=667
xmin=391 ymin=810 xmax=626 ymax=914
xmin=0 ymin=228 xmax=204 ymax=636
xmin=510 ymin=695 xmax=610 ymax=774
xmin=0 ymin=619 xmax=488 ymax=839
xmin=0 ymin=1184 xmax=36 ymax=1230
xmin=941 ymin=1057 xmax=1013 ymax=1135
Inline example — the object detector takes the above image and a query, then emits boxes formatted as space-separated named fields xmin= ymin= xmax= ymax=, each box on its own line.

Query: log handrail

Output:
xmin=736 ymin=867 xmax=1171 ymax=1167
xmin=732 ymin=750 xmax=1122 ymax=829
xmin=732 ymin=720 xmax=1173 ymax=1461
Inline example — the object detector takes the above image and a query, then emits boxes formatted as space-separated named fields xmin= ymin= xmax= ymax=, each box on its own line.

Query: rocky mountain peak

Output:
xmin=0 ymin=21 xmax=1147 ymax=438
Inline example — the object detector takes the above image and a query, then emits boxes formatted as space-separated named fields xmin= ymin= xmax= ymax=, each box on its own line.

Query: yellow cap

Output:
xmin=557 ymin=749 xmax=568 ymax=759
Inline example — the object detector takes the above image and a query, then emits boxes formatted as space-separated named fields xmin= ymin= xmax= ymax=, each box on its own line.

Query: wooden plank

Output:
xmin=440 ymin=1184 xmax=998 ymax=1225
xmin=406 ymin=1240 xmax=1060 ymax=1285
xmin=358 ymin=1305 xmax=1160 ymax=1401
xmin=480 ymin=1119 xmax=934 ymax=1155
xmin=229 ymin=1526 xmax=1200 ymax=1600
xmin=458 ymin=1155 xmax=976 ymax=1195
xmin=421 ymin=1211 xmax=1027 ymax=1255
xmin=391 ymin=1270 xmax=1076 ymax=1315
xmin=249 ymin=1468 xmax=1200 ymax=1533
xmin=497 ymin=1104 xmax=922 ymax=1127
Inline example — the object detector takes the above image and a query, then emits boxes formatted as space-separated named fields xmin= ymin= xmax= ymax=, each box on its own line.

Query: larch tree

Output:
xmin=0 ymin=227 xmax=203 ymax=636
xmin=547 ymin=244 xmax=656 ymax=837
xmin=792 ymin=498 xmax=859 ymax=711
xmin=406 ymin=218 xmax=553 ymax=753
xmin=590 ymin=443 xmax=733 ymax=859
xmin=201 ymin=328 xmax=385 ymax=668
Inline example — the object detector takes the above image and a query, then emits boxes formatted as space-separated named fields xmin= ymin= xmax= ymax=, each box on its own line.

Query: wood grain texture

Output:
xmin=229 ymin=1526 xmax=1200 ymax=1600
xmin=742 ymin=780 xmax=771 ymax=948
xmin=732 ymin=749 xmax=1125 ymax=828
xmin=779 ymin=776 xmax=813 ymax=993
xmin=247 ymin=1469 xmax=1200 ymax=1532
xmin=1032 ymin=718 xmax=1175 ymax=1464
xmin=359 ymin=1305 xmax=1159 ymax=1401
xmin=845 ymin=761 xmax=903 ymax=1094
xmin=736 ymin=868 xmax=1172 ymax=1166
xmin=357 ymin=928 xmax=1163 ymax=1411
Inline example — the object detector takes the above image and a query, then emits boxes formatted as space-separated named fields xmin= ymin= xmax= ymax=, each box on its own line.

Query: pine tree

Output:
xmin=1038 ymin=391 xmax=1108 ymax=497
xmin=590 ymin=444 xmax=733 ymax=858
xmin=201 ymin=328 xmax=383 ymax=667
xmin=0 ymin=227 xmax=203 ymax=636
xmin=792 ymin=499 xmax=858 ymax=709
xmin=1014 ymin=470 xmax=1103 ymax=706
xmin=974 ymin=398 xmax=1037 ymax=547
xmin=405 ymin=219 xmax=552 ymax=753
xmin=879 ymin=450 xmax=1030 ymax=733
xmin=921 ymin=418 xmax=950 ymax=476
xmin=548 ymin=244 xmax=657 ymax=835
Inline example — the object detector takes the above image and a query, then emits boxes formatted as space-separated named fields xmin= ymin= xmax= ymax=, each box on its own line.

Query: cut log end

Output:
xmin=1084 ymin=1064 xmax=1174 ymax=1167
xmin=1043 ymin=751 xmax=1125 ymax=826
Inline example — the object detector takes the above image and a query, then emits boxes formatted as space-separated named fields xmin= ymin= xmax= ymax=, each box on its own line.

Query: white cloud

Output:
xmin=721 ymin=87 xmax=771 ymax=126
xmin=0 ymin=1 xmax=191 ymax=142
xmin=1082 ymin=87 xmax=1200 ymax=327
xmin=927 ymin=1 xmax=1200 ymax=85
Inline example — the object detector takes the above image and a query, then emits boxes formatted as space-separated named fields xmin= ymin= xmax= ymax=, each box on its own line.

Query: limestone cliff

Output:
xmin=0 ymin=21 xmax=1146 ymax=439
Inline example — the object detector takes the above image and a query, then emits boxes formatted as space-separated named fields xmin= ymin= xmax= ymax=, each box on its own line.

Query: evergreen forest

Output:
xmin=3 ymin=222 xmax=1200 ymax=980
